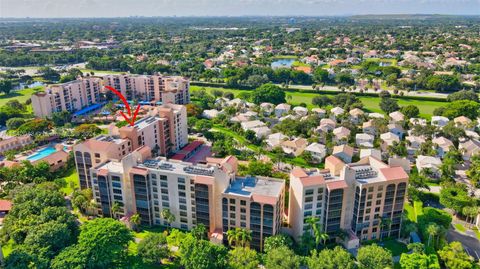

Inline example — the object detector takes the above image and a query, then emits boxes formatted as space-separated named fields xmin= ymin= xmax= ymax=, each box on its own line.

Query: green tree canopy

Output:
xmin=307 ymin=246 xmax=357 ymax=269
xmin=357 ymin=244 xmax=393 ymax=269
xmin=251 ymin=83 xmax=286 ymax=105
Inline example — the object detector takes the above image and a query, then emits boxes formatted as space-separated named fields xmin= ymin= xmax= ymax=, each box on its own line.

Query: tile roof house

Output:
xmin=275 ymin=103 xmax=291 ymax=117
xmin=389 ymin=111 xmax=405 ymax=123
xmin=311 ymin=108 xmax=326 ymax=118
xmin=316 ymin=118 xmax=337 ymax=133
xmin=432 ymin=136 xmax=454 ymax=158
xmin=362 ymin=120 xmax=377 ymax=136
xmin=431 ymin=116 xmax=449 ymax=128
xmin=332 ymin=144 xmax=354 ymax=163
xmin=380 ymin=132 xmax=400 ymax=151
xmin=454 ymin=116 xmax=473 ymax=130
xmin=266 ymin=133 xmax=288 ymax=149
xmin=416 ymin=155 xmax=442 ymax=177
xmin=459 ymin=139 xmax=480 ymax=161
xmin=304 ymin=143 xmax=327 ymax=162
xmin=333 ymin=127 xmax=351 ymax=144
xmin=368 ymin=113 xmax=385 ymax=119
xmin=202 ymin=109 xmax=221 ymax=119
xmin=325 ymin=155 xmax=346 ymax=176
xmin=293 ymin=106 xmax=308 ymax=116
xmin=282 ymin=137 xmax=308 ymax=157
xmin=330 ymin=106 xmax=345 ymax=119
xmin=359 ymin=148 xmax=382 ymax=160
xmin=260 ymin=102 xmax=274 ymax=115
xmin=406 ymin=135 xmax=426 ymax=155
xmin=388 ymin=123 xmax=405 ymax=139
xmin=410 ymin=118 xmax=427 ymax=126
xmin=349 ymin=108 xmax=364 ymax=124
xmin=241 ymin=120 xmax=266 ymax=131
xmin=356 ymin=133 xmax=375 ymax=148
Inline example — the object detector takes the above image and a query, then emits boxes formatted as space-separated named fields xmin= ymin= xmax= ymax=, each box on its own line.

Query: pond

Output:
xmin=13 ymin=81 xmax=45 ymax=91
xmin=271 ymin=58 xmax=296 ymax=69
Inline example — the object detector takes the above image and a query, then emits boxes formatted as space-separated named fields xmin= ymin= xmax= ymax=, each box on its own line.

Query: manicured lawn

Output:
xmin=0 ymin=87 xmax=41 ymax=107
xmin=473 ymin=227 xmax=480 ymax=240
xmin=381 ymin=239 xmax=409 ymax=256
xmin=60 ymin=168 xmax=79 ymax=196
xmin=454 ymin=223 xmax=467 ymax=233
xmin=192 ymin=85 xmax=445 ymax=119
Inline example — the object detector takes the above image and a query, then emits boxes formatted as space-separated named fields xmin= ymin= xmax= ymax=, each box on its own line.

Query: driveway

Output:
xmin=446 ymin=228 xmax=480 ymax=260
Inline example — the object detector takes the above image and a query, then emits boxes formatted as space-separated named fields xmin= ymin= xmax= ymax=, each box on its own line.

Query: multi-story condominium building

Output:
xmin=102 ymin=74 xmax=190 ymax=105
xmin=31 ymin=77 xmax=102 ymax=118
xmin=0 ymin=135 xmax=33 ymax=154
xmin=31 ymin=74 xmax=190 ymax=118
xmin=73 ymin=135 xmax=133 ymax=189
xmin=89 ymin=149 xmax=285 ymax=250
xmin=118 ymin=103 xmax=188 ymax=156
xmin=288 ymin=155 xmax=408 ymax=245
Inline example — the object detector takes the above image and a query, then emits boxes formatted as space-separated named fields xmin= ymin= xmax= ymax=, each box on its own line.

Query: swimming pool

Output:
xmin=26 ymin=147 xmax=57 ymax=162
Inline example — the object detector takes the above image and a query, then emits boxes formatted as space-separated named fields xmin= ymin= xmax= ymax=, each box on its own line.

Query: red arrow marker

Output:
xmin=105 ymin=85 xmax=141 ymax=126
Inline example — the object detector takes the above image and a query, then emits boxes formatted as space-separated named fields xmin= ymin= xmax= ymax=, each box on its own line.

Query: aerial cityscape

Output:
xmin=0 ymin=1 xmax=479 ymax=268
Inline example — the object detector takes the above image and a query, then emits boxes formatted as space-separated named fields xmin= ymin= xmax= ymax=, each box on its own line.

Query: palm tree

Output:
xmin=426 ymin=223 xmax=439 ymax=248
xmin=110 ymin=202 xmax=121 ymax=219
xmin=226 ymin=228 xmax=238 ymax=247
xmin=380 ymin=217 xmax=393 ymax=238
xmin=305 ymin=216 xmax=320 ymax=236
xmin=312 ymin=224 xmax=329 ymax=249
xmin=130 ymin=213 xmax=141 ymax=231
xmin=238 ymin=228 xmax=252 ymax=248
xmin=161 ymin=209 xmax=175 ymax=228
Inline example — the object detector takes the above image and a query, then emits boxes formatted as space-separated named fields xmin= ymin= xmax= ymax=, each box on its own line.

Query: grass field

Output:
xmin=454 ymin=223 xmax=467 ymax=233
xmin=60 ymin=168 xmax=79 ymax=195
xmin=191 ymin=85 xmax=445 ymax=119
xmin=0 ymin=87 xmax=41 ymax=107
xmin=381 ymin=239 xmax=409 ymax=257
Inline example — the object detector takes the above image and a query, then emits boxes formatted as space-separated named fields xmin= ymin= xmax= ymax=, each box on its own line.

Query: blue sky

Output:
xmin=1 ymin=0 xmax=479 ymax=17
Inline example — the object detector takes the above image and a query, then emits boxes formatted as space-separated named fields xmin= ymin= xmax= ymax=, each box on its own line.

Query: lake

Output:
xmin=271 ymin=58 xmax=296 ymax=69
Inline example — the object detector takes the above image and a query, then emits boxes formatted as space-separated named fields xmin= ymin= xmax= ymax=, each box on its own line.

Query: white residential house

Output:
xmin=251 ymin=126 xmax=271 ymax=138
xmin=333 ymin=127 xmax=351 ymax=144
xmin=304 ymin=143 xmax=327 ymax=161
xmin=356 ymin=133 xmax=375 ymax=148
xmin=380 ymin=132 xmax=400 ymax=151
xmin=360 ymin=148 xmax=382 ymax=160
xmin=432 ymin=136 xmax=454 ymax=158
xmin=227 ymin=98 xmax=246 ymax=108
xmin=332 ymin=144 xmax=354 ymax=163
xmin=459 ymin=139 xmax=480 ymax=161
xmin=406 ymin=135 xmax=426 ymax=155
xmin=388 ymin=123 xmax=405 ymax=139
xmin=330 ymin=106 xmax=345 ymax=120
xmin=349 ymin=108 xmax=364 ymax=124
xmin=281 ymin=138 xmax=308 ymax=157
xmin=410 ymin=118 xmax=427 ymax=126
xmin=260 ymin=102 xmax=274 ymax=115
xmin=311 ymin=108 xmax=326 ymax=118
xmin=389 ymin=157 xmax=411 ymax=173
xmin=241 ymin=120 xmax=266 ymax=131
xmin=266 ymin=133 xmax=288 ymax=148
xmin=316 ymin=118 xmax=336 ymax=133
xmin=389 ymin=111 xmax=405 ymax=123
xmin=454 ymin=116 xmax=473 ymax=130
xmin=431 ymin=116 xmax=449 ymax=128
xmin=368 ymin=113 xmax=385 ymax=119
xmin=466 ymin=130 xmax=480 ymax=140
xmin=416 ymin=155 xmax=442 ymax=177
xmin=362 ymin=120 xmax=377 ymax=136
xmin=202 ymin=109 xmax=221 ymax=119
xmin=275 ymin=103 xmax=291 ymax=117
xmin=293 ymin=106 xmax=308 ymax=116
xmin=214 ymin=97 xmax=229 ymax=107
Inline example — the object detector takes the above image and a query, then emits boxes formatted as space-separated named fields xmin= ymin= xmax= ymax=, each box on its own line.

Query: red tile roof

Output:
xmin=379 ymin=167 xmax=408 ymax=181
xmin=291 ymin=167 xmax=308 ymax=178
xmin=0 ymin=200 xmax=12 ymax=212
xmin=327 ymin=180 xmax=348 ymax=190
xmin=300 ymin=175 xmax=325 ymax=187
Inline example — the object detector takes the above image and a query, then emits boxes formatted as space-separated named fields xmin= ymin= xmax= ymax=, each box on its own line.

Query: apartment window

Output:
xmin=178 ymin=177 xmax=185 ymax=184
xmin=305 ymin=197 xmax=313 ymax=203
xmin=317 ymin=188 xmax=324 ymax=194
xmin=240 ymin=200 xmax=246 ymax=206
xmin=378 ymin=186 xmax=384 ymax=191
xmin=368 ymin=187 xmax=374 ymax=192
xmin=94 ymin=153 xmax=100 ymax=158
xmin=372 ymin=227 xmax=377 ymax=233
xmin=305 ymin=189 xmax=314 ymax=196
xmin=366 ymin=208 xmax=371 ymax=214
xmin=230 ymin=199 xmax=235 ymax=204
xmin=367 ymin=201 xmax=372 ymax=207
xmin=240 ymin=208 xmax=246 ymax=213
xmin=367 ymin=194 xmax=373 ymax=200
xmin=376 ymin=200 xmax=382 ymax=205
xmin=377 ymin=192 xmax=382 ymax=198
xmin=375 ymin=207 xmax=381 ymax=213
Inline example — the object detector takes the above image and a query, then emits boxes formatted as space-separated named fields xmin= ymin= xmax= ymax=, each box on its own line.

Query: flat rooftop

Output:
xmin=350 ymin=164 xmax=383 ymax=184
xmin=138 ymin=158 xmax=216 ymax=177
xmin=133 ymin=116 xmax=158 ymax=130
xmin=96 ymin=160 xmax=124 ymax=174
xmin=224 ymin=176 xmax=284 ymax=198
xmin=95 ymin=135 xmax=126 ymax=145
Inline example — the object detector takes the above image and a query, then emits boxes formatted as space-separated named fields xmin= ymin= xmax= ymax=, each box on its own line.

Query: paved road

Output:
xmin=447 ymin=228 xmax=480 ymax=260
